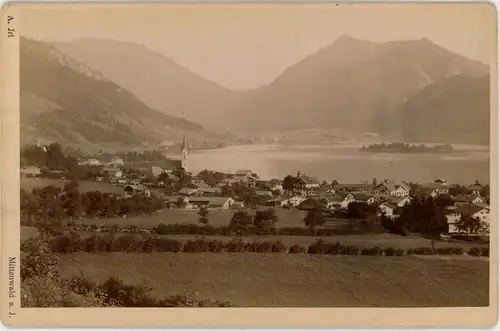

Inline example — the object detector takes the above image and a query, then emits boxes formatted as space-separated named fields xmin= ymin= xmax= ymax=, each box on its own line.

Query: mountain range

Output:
xmin=21 ymin=34 xmax=491 ymax=150
xmin=20 ymin=37 xmax=230 ymax=152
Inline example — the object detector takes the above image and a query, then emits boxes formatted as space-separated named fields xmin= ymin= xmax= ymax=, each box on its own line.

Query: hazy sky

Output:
xmin=20 ymin=3 xmax=496 ymax=90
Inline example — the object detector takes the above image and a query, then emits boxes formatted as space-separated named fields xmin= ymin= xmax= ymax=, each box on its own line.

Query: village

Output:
xmin=20 ymin=138 xmax=491 ymax=237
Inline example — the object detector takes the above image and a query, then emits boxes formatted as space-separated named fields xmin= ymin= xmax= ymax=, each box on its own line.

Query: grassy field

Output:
xmin=76 ymin=207 xmax=309 ymax=228
xmin=58 ymin=252 xmax=489 ymax=307
xmin=20 ymin=177 xmax=124 ymax=194
xmin=20 ymin=226 xmax=487 ymax=249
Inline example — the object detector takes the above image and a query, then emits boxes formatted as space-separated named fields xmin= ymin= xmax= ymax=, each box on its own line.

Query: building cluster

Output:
xmin=21 ymin=137 xmax=490 ymax=236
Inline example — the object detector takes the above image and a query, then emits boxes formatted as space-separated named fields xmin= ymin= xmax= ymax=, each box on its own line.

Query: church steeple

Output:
xmin=181 ymin=135 xmax=188 ymax=172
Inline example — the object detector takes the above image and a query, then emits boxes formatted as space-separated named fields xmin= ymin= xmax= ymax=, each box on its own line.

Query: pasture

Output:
xmin=75 ymin=207 xmax=309 ymax=228
xmin=20 ymin=177 xmax=124 ymax=194
xmin=58 ymin=252 xmax=489 ymax=307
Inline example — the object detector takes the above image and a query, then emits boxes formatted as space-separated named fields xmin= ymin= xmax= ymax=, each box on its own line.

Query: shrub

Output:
xmin=157 ymin=237 xmax=183 ymax=252
xmin=361 ymin=246 xmax=383 ymax=256
xmin=414 ymin=247 xmax=435 ymax=255
xmin=406 ymin=248 xmax=416 ymax=255
xmin=343 ymin=245 xmax=360 ymax=256
xmin=183 ymin=238 xmax=211 ymax=253
xmin=272 ymin=241 xmax=286 ymax=253
xmin=481 ymin=247 xmax=489 ymax=257
xmin=395 ymin=248 xmax=405 ymax=256
xmin=468 ymin=247 xmax=482 ymax=257
xmin=289 ymin=244 xmax=306 ymax=254
xmin=452 ymin=247 xmax=464 ymax=255
xmin=225 ymin=238 xmax=245 ymax=253
xmin=437 ymin=247 xmax=454 ymax=255
xmin=384 ymin=247 xmax=396 ymax=256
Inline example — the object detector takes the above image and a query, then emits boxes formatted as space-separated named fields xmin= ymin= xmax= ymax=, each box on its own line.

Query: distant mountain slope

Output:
xmin=54 ymin=38 xmax=240 ymax=131
xmin=52 ymin=36 xmax=490 ymax=144
xmin=229 ymin=36 xmax=489 ymax=134
xmin=399 ymin=75 xmax=490 ymax=144
xmin=20 ymin=37 xmax=213 ymax=151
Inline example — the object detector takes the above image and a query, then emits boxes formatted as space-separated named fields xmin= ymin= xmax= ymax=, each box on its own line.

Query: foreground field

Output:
xmin=59 ymin=252 xmax=489 ymax=307
xmin=20 ymin=177 xmax=124 ymax=194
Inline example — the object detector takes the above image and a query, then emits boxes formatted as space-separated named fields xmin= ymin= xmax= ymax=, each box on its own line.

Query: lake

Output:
xmin=189 ymin=143 xmax=490 ymax=185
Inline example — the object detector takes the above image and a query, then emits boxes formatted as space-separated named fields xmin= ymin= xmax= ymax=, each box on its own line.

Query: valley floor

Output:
xmin=58 ymin=252 xmax=489 ymax=307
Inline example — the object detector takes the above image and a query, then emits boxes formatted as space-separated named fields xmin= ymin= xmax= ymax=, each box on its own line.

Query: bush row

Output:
xmin=70 ymin=222 xmax=384 ymax=237
xmin=30 ymin=233 xmax=489 ymax=257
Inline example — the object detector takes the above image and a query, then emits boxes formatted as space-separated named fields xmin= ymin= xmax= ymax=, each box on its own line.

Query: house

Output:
xmin=103 ymin=167 xmax=123 ymax=179
xmin=178 ymin=187 xmax=199 ymax=196
xmin=187 ymin=197 xmax=235 ymax=210
xmin=326 ymin=193 xmax=356 ymax=210
xmin=467 ymin=181 xmax=484 ymax=196
xmin=447 ymin=205 xmax=490 ymax=234
xmin=269 ymin=179 xmax=283 ymax=192
xmin=232 ymin=200 xmax=245 ymax=209
xmin=151 ymin=166 xmax=164 ymax=178
xmin=415 ymin=187 xmax=439 ymax=198
xmin=421 ymin=179 xmax=450 ymax=195
xmin=110 ymin=157 xmax=124 ymax=167
xmin=191 ymin=179 xmax=208 ymax=187
xmin=124 ymin=184 xmax=151 ymax=198
xmin=163 ymin=195 xmax=189 ymax=209
xmin=385 ymin=196 xmax=412 ymax=208
xmin=197 ymin=187 xmax=222 ymax=196
xmin=453 ymin=194 xmax=487 ymax=207
xmin=78 ymin=158 xmax=100 ymax=166
xmin=280 ymin=195 xmax=306 ymax=207
xmin=372 ymin=181 xmax=410 ymax=198
xmin=256 ymin=190 xmax=274 ymax=199
xmin=20 ymin=166 xmax=41 ymax=177
xmin=353 ymin=194 xmax=379 ymax=205
xmin=334 ymin=183 xmax=374 ymax=194
xmin=234 ymin=170 xmax=253 ymax=177
xmin=377 ymin=202 xmax=400 ymax=219
xmin=117 ymin=179 xmax=127 ymax=185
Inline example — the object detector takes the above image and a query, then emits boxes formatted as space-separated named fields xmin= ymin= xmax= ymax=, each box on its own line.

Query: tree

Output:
xmin=455 ymin=214 xmax=484 ymax=234
xmin=303 ymin=210 xmax=325 ymax=229
xmin=229 ymin=211 xmax=252 ymax=236
xmin=282 ymin=175 xmax=296 ymax=192
xmin=347 ymin=202 xmax=372 ymax=219
xmin=198 ymin=206 xmax=209 ymax=225
xmin=372 ymin=178 xmax=377 ymax=187
xmin=254 ymin=208 xmax=278 ymax=228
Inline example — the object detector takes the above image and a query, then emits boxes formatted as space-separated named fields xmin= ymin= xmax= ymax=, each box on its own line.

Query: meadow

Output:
xmin=20 ymin=177 xmax=124 ymax=194
xmin=75 ymin=207 xmax=309 ymax=228
xmin=58 ymin=252 xmax=490 ymax=307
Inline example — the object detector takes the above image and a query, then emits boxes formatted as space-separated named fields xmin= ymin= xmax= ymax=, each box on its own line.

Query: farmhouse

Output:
xmin=447 ymin=205 xmax=490 ymax=234
xmin=78 ymin=158 xmax=100 ymax=166
xmin=372 ymin=181 xmax=410 ymax=198
xmin=421 ymin=179 xmax=450 ymax=195
xmin=326 ymin=193 xmax=356 ymax=210
xmin=110 ymin=156 xmax=124 ymax=167
xmin=124 ymin=184 xmax=151 ymax=198
xmin=234 ymin=170 xmax=253 ymax=177
xmin=453 ymin=194 xmax=487 ymax=207
xmin=334 ymin=183 xmax=373 ymax=194
xmin=467 ymin=182 xmax=484 ymax=196
xmin=151 ymin=166 xmax=164 ymax=178
xmin=377 ymin=202 xmax=401 ymax=219
xmin=353 ymin=194 xmax=379 ymax=205
xmin=20 ymin=166 xmax=41 ymax=177
xmin=415 ymin=187 xmax=439 ymax=198
xmin=188 ymin=197 xmax=235 ymax=210
xmin=280 ymin=195 xmax=306 ymax=207
xmin=298 ymin=198 xmax=328 ymax=211
xmin=197 ymin=187 xmax=222 ymax=196
xmin=385 ymin=196 xmax=412 ymax=208
xmin=178 ymin=187 xmax=199 ymax=196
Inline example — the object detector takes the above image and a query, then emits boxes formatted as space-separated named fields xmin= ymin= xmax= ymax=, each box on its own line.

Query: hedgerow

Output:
xmin=30 ymin=232 xmax=489 ymax=257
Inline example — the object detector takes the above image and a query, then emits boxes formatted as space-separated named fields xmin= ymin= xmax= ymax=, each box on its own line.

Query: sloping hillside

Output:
xmin=399 ymin=75 xmax=490 ymax=144
xmin=20 ymin=37 xmax=215 ymax=152
xmin=229 ymin=36 xmax=489 ymax=134
xmin=54 ymin=38 xmax=240 ymax=131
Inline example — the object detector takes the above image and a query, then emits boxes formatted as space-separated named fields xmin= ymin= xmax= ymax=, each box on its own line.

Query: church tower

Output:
xmin=181 ymin=135 xmax=188 ymax=172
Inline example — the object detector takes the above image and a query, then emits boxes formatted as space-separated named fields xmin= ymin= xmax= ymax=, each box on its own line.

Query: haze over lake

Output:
xmin=189 ymin=143 xmax=489 ymax=184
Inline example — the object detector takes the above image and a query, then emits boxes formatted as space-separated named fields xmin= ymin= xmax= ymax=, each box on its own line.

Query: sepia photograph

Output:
xmin=1 ymin=1 xmax=498 ymax=327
